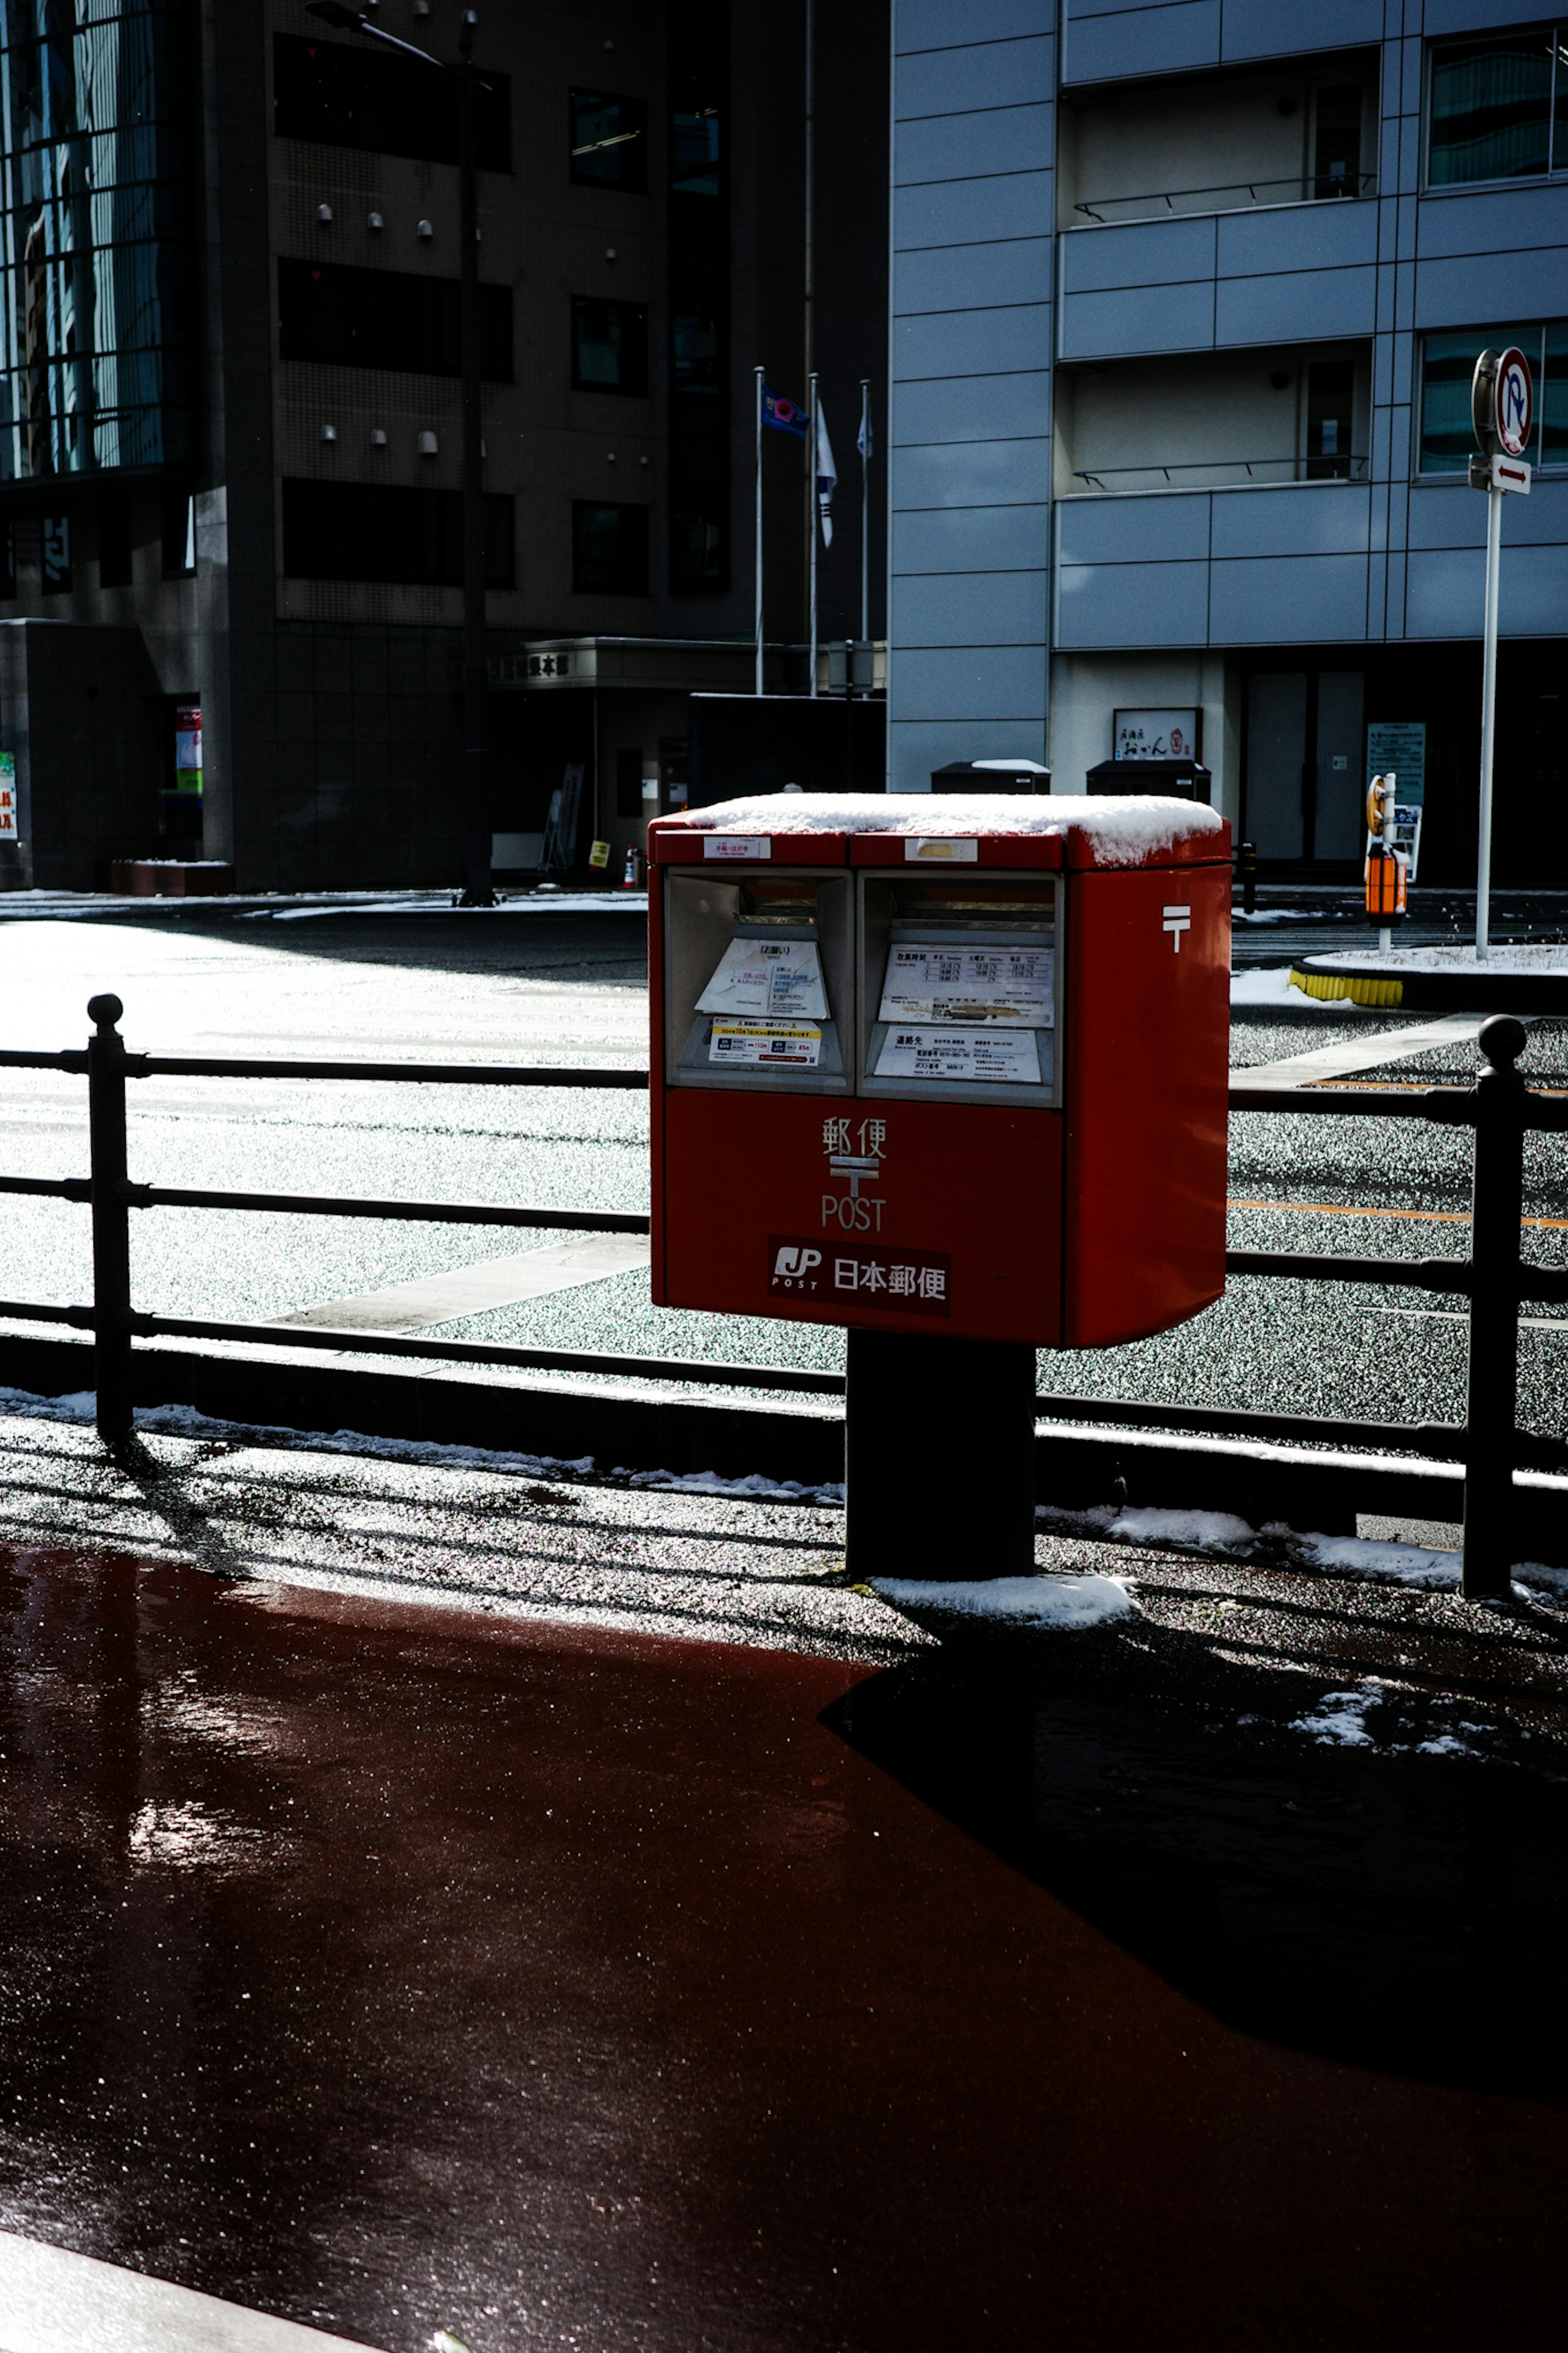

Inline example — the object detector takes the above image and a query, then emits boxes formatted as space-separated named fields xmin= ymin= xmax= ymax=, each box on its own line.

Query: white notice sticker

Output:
xmin=878 ymin=945 xmax=1053 ymax=1026
xmin=703 ymin=836 xmax=772 ymax=861
xmin=710 ymin=1019 xmax=822 ymax=1068
xmin=903 ymin=837 xmax=978 ymax=862
xmin=698 ymin=937 xmax=829 ymax=1019
xmin=874 ymin=1026 xmax=1039 ymax=1084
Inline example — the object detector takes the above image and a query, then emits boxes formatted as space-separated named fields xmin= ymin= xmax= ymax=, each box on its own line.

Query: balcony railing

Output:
xmin=1071 ymin=173 xmax=1376 ymax=226
xmin=1069 ymin=454 xmax=1368 ymax=494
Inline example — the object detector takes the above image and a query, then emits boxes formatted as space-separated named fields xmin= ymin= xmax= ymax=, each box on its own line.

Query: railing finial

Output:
xmin=87 ymin=994 xmax=123 ymax=1031
xmin=1479 ymin=1015 xmax=1527 ymax=1074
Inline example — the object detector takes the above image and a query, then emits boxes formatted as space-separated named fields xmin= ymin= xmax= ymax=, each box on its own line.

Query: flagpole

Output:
xmin=808 ymin=372 xmax=819 ymax=698
xmin=754 ymin=365 xmax=764 ymax=698
xmin=859 ymin=378 xmax=870 ymax=646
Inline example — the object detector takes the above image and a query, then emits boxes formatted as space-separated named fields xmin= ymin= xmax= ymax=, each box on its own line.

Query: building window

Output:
xmin=668 ymin=1 xmax=728 ymax=590
xmin=283 ymin=480 xmax=515 ymax=584
xmin=670 ymin=502 xmax=726 ymax=591
xmin=278 ymin=262 xmax=513 ymax=379
xmin=570 ymin=298 xmax=648 ymax=395
xmin=569 ymin=89 xmax=647 ymax=191
xmin=673 ymin=310 xmax=722 ymax=396
xmin=1304 ymin=360 xmax=1356 ymax=478
xmin=1428 ymin=29 xmax=1564 ymax=186
xmin=0 ymin=3 xmax=194 ymax=479
xmin=1312 ymin=85 xmax=1364 ymax=199
xmin=572 ymin=501 xmax=648 ymax=595
xmin=274 ymin=36 xmax=511 ymax=170
xmin=1418 ymin=323 xmax=1568 ymax=471
xmin=672 ymin=103 xmax=722 ymax=196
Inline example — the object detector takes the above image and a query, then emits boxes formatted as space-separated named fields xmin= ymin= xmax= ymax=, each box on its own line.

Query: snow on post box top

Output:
xmin=656 ymin=793 xmax=1226 ymax=870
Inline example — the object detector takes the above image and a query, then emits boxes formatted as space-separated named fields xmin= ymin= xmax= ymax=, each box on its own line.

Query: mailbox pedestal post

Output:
xmin=845 ymin=1330 xmax=1037 ymax=1581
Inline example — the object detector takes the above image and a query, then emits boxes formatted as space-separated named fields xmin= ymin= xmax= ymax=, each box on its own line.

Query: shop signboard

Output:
xmin=1114 ymin=707 xmax=1201 ymax=762
xmin=174 ymin=705 xmax=203 ymax=797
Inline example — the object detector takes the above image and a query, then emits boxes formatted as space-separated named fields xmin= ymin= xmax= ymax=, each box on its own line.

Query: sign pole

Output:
xmin=859 ymin=378 xmax=870 ymax=646
xmin=754 ymin=367 xmax=765 ymax=698
xmin=1469 ymin=344 xmax=1532 ymax=964
xmin=1476 ymin=481 xmax=1503 ymax=961
xmin=808 ymin=371 xmax=820 ymax=698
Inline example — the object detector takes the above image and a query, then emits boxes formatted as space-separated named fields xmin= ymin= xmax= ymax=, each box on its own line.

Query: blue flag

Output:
xmin=762 ymin=384 xmax=808 ymax=438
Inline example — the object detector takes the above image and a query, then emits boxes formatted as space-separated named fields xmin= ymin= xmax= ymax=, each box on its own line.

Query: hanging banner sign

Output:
xmin=0 ymin=750 xmax=16 ymax=839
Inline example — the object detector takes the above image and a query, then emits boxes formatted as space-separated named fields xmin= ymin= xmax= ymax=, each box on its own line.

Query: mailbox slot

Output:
xmin=855 ymin=872 xmax=1064 ymax=1106
xmin=664 ymin=865 xmax=855 ymax=1093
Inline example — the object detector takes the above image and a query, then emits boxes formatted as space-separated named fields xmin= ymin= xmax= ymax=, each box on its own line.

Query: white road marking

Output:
xmin=0 ymin=2227 xmax=387 ymax=2352
xmin=1241 ymin=1014 xmax=1488 ymax=1091
xmin=269 ymin=1234 xmax=651 ymax=1333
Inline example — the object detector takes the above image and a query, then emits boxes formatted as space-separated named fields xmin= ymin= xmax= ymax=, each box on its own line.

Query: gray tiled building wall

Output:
xmin=889 ymin=0 xmax=1568 ymax=794
xmin=888 ymin=0 xmax=1055 ymax=792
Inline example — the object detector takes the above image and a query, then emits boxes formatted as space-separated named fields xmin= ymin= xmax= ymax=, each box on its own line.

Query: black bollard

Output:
xmin=86 ymin=993 xmax=134 ymax=1445
xmin=1461 ymin=1015 xmax=1527 ymax=1601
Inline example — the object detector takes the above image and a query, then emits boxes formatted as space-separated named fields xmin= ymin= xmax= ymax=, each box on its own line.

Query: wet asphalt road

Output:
xmin=0 ymin=893 xmax=1566 ymax=1447
xmin=2 ymin=1539 xmax=1566 ymax=2353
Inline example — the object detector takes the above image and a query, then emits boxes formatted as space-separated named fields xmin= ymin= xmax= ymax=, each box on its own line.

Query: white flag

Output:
xmin=857 ymin=408 xmax=872 ymax=462
xmin=816 ymin=403 xmax=837 ymax=547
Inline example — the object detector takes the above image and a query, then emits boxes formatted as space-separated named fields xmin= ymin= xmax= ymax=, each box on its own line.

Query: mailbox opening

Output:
xmin=664 ymin=867 xmax=854 ymax=1092
xmin=858 ymin=874 xmax=1062 ymax=1104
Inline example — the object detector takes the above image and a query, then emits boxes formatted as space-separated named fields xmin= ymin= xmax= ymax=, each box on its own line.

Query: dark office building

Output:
xmin=0 ymin=0 xmax=888 ymax=892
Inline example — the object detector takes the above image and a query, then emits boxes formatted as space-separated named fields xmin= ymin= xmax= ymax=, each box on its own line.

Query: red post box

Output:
xmin=647 ymin=793 xmax=1231 ymax=1579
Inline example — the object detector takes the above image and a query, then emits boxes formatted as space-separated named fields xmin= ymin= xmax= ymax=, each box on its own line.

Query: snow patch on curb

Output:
xmin=1109 ymin=1506 xmax=1256 ymax=1551
xmin=1298 ymin=1532 xmax=1461 ymax=1588
xmin=621 ymin=1466 xmax=845 ymax=1502
xmin=1231 ymin=965 xmax=1357 ymax=1008
xmin=871 ymin=1572 xmax=1136 ymax=1630
xmin=0 ymin=1386 xmax=846 ymax=1501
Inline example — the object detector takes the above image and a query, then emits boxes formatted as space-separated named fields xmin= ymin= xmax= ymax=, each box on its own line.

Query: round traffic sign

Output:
xmin=1494 ymin=346 xmax=1533 ymax=457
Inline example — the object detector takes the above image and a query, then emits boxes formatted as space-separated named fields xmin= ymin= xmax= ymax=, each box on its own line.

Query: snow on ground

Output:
xmin=1230 ymin=965 xmax=1357 ymax=1007
xmin=679 ymin=792 xmax=1223 ymax=865
xmin=1308 ymin=943 xmax=1568 ymax=972
xmin=0 ymin=1388 xmax=846 ymax=1502
xmin=1288 ymin=1678 xmax=1500 ymax=1758
xmin=870 ymin=1572 xmax=1136 ymax=1628
xmin=1108 ymin=1506 xmax=1256 ymax=1550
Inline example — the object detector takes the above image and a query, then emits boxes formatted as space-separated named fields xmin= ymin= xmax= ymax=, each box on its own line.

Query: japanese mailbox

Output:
xmin=648 ymin=793 xmax=1231 ymax=1351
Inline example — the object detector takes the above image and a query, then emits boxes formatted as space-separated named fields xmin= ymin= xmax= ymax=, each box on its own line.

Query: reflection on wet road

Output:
xmin=2 ymin=1547 xmax=1565 ymax=2351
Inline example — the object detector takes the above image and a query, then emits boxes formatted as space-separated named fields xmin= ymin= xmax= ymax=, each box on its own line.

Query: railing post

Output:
xmin=1461 ymin=1015 xmax=1528 ymax=1600
xmin=86 ymin=992 xmax=134 ymax=1444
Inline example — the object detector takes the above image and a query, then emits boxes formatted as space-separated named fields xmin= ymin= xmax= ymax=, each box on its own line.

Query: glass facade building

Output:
xmin=0 ymin=0 xmax=192 ymax=479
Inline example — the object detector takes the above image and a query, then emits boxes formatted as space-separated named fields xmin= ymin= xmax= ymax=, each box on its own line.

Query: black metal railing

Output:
xmin=1071 ymin=171 xmax=1376 ymax=223
xmin=0 ymin=997 xmax=1563 ymax=1601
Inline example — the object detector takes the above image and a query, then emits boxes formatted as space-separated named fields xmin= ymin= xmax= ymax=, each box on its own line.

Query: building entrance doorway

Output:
xmin=1244 ymin=668 xmax=1364 ymax=867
